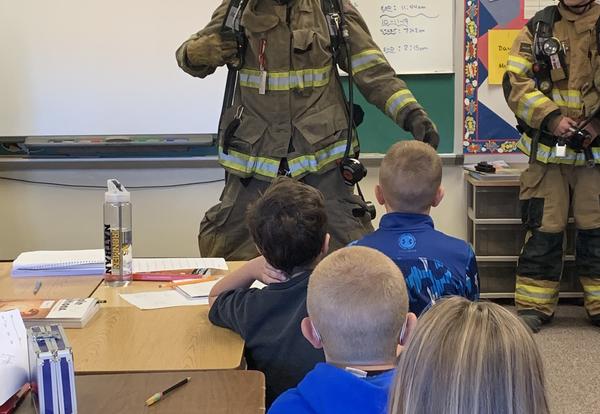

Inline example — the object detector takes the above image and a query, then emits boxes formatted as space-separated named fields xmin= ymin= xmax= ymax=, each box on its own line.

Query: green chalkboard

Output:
xmin=344 ymin=74 xmax=455 ymax=154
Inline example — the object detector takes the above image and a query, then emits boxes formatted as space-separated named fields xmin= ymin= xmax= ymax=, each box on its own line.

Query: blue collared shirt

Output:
xmin=353 ymin=213 xmax=479 ymax=315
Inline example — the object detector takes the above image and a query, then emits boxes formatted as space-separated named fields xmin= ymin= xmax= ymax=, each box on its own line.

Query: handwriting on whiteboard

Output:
xmin=351 ymin=1 xmax=452 ymax=73
xmin=380 ymin=3 xmax=438 ymax=55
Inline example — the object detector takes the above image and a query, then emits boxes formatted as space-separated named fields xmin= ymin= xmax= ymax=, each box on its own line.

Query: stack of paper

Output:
xmin=0 ymin=310 xmax=29 ymax=406
xmin=11 ymin=249 xmax=105 ymax=277
xmin=0 ymin=298 xmax=100 ymax=328
xmin=174 ymin=278 xmax=222 ymax=300
xmin=119 ymin=279 xmax=267 ymax=310
xmin=120 ymin=290 xmax=210 ymax=309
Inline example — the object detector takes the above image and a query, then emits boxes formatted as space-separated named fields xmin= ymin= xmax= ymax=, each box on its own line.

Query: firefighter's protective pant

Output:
xmin=516 ymin=163 xmax=600 ymax=322
xmin=198 ymin=168 xmax=374 ymax=261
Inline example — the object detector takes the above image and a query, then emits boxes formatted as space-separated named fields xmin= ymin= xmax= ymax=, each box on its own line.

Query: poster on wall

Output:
xmin=463 ymin=0 xmax=553 ymax=155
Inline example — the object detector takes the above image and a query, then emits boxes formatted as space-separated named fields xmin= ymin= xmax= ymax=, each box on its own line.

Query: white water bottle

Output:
xmin=103 ymin=179 xmax=133 ymax=286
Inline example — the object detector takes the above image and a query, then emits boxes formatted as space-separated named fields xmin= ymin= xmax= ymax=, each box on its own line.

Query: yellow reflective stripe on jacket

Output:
xmin=218 ymin=139 xmax=354 ymax=178
xmin=287 ymin=137 xmax=359 ymax=177
xmin=517 ymin=133 xmax=600 ymax=165
xmin=516 ymin=91 xmax=553 ymax=125
xmin=515 ymin=282 xmax=559 ymax=305
xmin=551 ymin=88 xmax=583 ymax=110
xmin=239 ymin=66 xmax=331 ymax=91
xmin=506 ymin=55 xmax=532 ymax=76
xmin=385 ymin=90 xmax=417 ymax=118
xmin=351 ymin=49 xmax=387 ymax=75
xmin=218 ymin=146 xmax=280 ymax=178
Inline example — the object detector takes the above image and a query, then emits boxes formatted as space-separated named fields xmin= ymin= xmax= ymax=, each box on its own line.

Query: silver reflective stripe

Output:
xmin=239 ymin=67 xmax=330 ymax=91
xmin=385 ymin=90 xmax=417 ymax=118
xmin=287 ymin=140 xmax=350 ymax=176
xmin=517 ymin=92 xmax=550 ymax=124
xmin=218 ymin=147 xmax=279 ymax=177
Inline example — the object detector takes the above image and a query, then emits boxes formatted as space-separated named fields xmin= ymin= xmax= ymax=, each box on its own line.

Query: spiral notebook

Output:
xmin=11 ymin=249 xmax=105 ymax=277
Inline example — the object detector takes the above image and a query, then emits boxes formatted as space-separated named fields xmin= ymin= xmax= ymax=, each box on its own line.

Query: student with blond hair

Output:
xmin=353 ymin=140 xmax=479 ymax=315
xmin=269 ymin=246 xmax=417 ymax=414
xmin=389 ymin=296 xmax=549 ymax=414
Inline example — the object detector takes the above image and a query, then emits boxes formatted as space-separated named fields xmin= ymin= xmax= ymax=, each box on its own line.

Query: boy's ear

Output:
xmin=399 ymin=312 xmax=418 ymax=347
xmin=301 ymin=317 xmax=323 ymax=349
xmin=375 ymin=184 xmax=386 ymax=206
xmin=321 ymin=233 xmax=330 ymax=256
xmin=432 ymin=185 xmax=445 ymax=208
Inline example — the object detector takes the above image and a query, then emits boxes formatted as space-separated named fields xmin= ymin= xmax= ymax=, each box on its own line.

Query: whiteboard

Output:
xmin=0 ymin=0 xmax=452 ymax=137
xmin=0 ymin=0 xmax=227 ymax=136
xmin=352 ymin=0 xmax=454 ymax=74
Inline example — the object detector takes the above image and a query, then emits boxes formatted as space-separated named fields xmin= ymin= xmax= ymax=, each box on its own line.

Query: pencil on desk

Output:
xmin=145 ymin=376 xmax=191 ymax=406
xmin=33 ymin=280 xmax=42 ymax=295
xmin=159 ymin=276 xmax=218 ymax=289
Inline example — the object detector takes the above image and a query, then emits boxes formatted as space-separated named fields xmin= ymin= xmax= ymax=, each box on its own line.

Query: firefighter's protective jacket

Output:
xmin=176 ymin=0 xmax=423 ymax=180
xmin=504 ymin=3 xmax=600 ymax=165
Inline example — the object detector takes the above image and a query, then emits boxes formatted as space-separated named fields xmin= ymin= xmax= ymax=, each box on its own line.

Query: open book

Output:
xmin=0 ymin=298 xmax=100 ymax=328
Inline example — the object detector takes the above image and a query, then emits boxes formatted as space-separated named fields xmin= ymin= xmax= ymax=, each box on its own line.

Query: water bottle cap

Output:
xmin=105 ymin=179 xmax=131 ymax=203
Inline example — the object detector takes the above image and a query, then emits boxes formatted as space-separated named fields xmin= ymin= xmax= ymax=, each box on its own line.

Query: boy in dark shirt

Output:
xmin=208 ymin=177 xmax=329 ymax=406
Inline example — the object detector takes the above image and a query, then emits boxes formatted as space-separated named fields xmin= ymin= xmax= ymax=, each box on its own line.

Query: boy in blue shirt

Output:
xmin=353 ymin=141 xmax=479 ymax=315
xmin=269 ymin=246 xmax=416 ymax=414
xmin=208 ymin=178 xmax=329 ymax=407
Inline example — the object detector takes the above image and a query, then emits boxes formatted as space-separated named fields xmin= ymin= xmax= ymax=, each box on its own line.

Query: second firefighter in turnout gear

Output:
xmin=503 ymin=0 xmax=600 ymax=331
xmin=176 ymin=0 xmax=440 ymax=260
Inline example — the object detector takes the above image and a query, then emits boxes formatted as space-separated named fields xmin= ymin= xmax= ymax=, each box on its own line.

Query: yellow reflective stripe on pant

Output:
xmin=517 ymin=133 xmax=600 ymax=165
xmin=516 ymin=91 xmax=553 ymax=125
xmin=218 ymin=146 xmax=280 ymax=178
xmin=551 ymin=88 xmax=582 ymax=111
xmin=515 ymin=282 xmax=559 ymax=305
xmin=582 ymin=284 xmax=600 ymax=302
xmin=287 ymin=138 xmax=358 ymax=177
xmin=351 ymin=49 xmax=387 ymax=74
xmin=506 ymin=55 xmax=532 ymax=76
xmin=239 ymin=66 xmax=330 ymax=91
xmin=385 ymin=90 xmax=417 ymax=119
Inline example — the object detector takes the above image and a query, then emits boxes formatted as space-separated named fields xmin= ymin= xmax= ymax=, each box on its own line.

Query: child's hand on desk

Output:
xmin=248 ymin=256 xmax=288 ymax=285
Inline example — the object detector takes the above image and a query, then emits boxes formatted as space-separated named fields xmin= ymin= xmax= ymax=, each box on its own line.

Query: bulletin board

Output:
xmin=463 ymin=0 xmax=553 ymax=154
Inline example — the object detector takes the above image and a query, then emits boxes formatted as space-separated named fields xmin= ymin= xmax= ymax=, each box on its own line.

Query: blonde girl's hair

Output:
xmin=389 ymin=296 xmax=549 ymax=414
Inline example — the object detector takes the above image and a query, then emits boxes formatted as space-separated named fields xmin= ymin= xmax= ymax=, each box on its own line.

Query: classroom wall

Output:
xmin=0 ymin=162 xmax=467 ymax=260
xmin=0 ymin=0 xmax=475 ymax=260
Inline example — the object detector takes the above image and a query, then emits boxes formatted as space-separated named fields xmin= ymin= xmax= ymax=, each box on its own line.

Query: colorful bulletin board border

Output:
xmin=463 ymin=0 xmax=529 ymax=154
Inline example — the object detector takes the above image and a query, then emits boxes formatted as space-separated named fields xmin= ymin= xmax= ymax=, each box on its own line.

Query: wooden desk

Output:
xmin=67 ymin=305 xmax=244 ymax=373
xmin=1 ymin=260 xmax=246 ymax=372
xmin=67 ymin=261 xmax=246 ymax=373
xmin=18 ymin=370 xmax=265 ymax=414
xmin=0 ymin=263 xmax=103 ymax=300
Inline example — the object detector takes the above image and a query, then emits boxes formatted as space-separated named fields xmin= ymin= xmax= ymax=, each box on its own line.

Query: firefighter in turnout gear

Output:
xmin=503 ymin=0 xmax=600 ymax=331
xmin=176 ymin=0 xmax=439 ymax=260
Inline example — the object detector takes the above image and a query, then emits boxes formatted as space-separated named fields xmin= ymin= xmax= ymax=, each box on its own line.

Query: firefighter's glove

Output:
xmin=406 ymin=110 xmax=440 ymax=149
xmin=551 ymin=116 xmax=577 ymax=138
xmin=185 ymin=33 xmax=239 ymax=68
